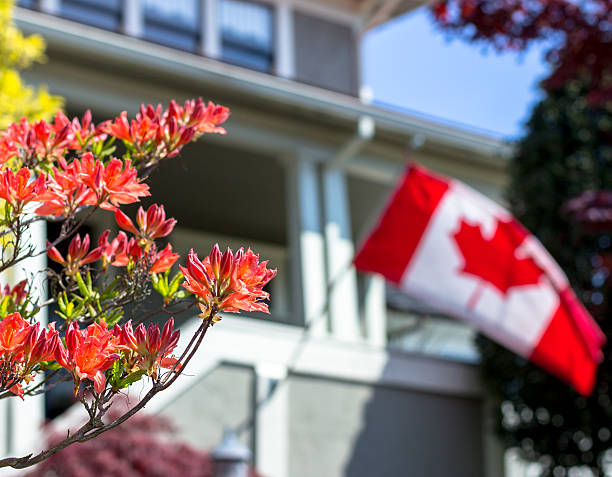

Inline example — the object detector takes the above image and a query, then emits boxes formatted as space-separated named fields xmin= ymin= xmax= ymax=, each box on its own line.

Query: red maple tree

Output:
xmin=452 ymin=218 xmax=543 ymax=295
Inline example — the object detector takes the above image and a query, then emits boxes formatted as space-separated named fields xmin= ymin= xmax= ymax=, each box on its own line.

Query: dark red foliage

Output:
xmin=431 ymin=1 xmax=612 ymax=104
xmin=25 ymin=413 xmax=264 ymax=477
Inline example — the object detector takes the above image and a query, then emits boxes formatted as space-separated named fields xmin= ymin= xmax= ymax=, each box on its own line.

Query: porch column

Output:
xmin=253 ymin=363 xmax=288 ymax=477
xmin=363 ymin=274 xmax=386 ymax=346
xmin=322 ymin=168 xmax=361 ymax=341
xmin=286 ymin=152 xmax=327 ymax=335
xmin=10 ymin=219 xmax=47 ymax=455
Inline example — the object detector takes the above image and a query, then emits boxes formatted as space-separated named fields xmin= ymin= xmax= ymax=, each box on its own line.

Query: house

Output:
xmin=5 ymin=1 xmax=514 ymax=476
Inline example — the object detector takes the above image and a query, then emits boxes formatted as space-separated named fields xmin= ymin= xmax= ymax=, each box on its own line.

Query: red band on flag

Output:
xmin=530 ymin=298 xmax=598 ymax=396
xmin=354 ymin=165 xmax=448 ymax=284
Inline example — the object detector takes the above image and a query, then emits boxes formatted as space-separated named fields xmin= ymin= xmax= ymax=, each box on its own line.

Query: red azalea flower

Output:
xmin=55 ymin=321 xmax=120 ymax=394
xmin=1 ymin=280 xmax=28 ymax=305
xmin=0 ymin=314 xmax=59 ymax=399
xmin=0 ymin=312 xmax=31 ymax=356
xmin=97 ymin=230 xmax=130 ymax=269
xmin=0 ymin=167 xmax=46 ymax=212
xmin=180 ymin=245 xmax=276 ymax=316
xmin=0 ymin=136 xmax=19 ymax=165
xmin=114 ymin=318 xmax=180 ymax=378
xmin=34 ymin=158 xmax=96 ymax=217
xmin=47 ymin=233 xmax=103 ymax=275
xmin=150 ymin=244 xmax=179 ymax=274
xmin=115 ymin=204 xmax=176 ymax=250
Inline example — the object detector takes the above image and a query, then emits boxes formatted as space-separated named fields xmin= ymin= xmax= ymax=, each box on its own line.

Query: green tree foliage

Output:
xmin=479 ymin=80 xmax=612 ymax=476
xmin=0 ymin=0 xmax=62 ymax=126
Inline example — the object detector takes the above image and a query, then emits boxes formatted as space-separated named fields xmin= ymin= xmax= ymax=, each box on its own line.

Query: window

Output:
xmin=143 ymin=0 xmax=201 ymax=52
xmin=60 ymin=0 xmax=122 ymax=31
xmin=219 ymin=0 xmax=274 ymax=72
xmin=17 ymin=0 xmax=37 ymax=8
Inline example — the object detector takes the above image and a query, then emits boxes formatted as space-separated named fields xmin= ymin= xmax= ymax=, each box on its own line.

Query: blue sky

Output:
xmin=362 ymin=7 xmax=551 ymax=139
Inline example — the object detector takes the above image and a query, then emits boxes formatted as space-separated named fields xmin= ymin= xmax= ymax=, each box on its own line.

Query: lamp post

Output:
xmin=211 ymin=429 xmax=251 ymax=477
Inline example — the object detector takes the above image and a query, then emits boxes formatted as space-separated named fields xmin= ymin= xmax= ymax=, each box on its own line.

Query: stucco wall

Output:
xmin=160 ymin=363 xmax=484 ymax=477
xmin=289 ymin=375 xmax=484 ymax=477
xmin=159 ymin=364 xmax=254 ymax=450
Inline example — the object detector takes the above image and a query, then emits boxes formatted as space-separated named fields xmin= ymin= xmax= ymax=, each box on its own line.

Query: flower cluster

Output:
xmin=0 ymin=110 xmax=105 ymax=166
xmin=1 ymin=280 xmax=27 ymax=304
xmin=0 ymin=313 xmax=59 ymax=398
xmin=0 ymin=96 xmax=279 ymax=471
xmin=100 ymin=98 xmax=229 ymax=163
xmin=35 ymin=153 xmax=150 ymax=217
xmin=49 ymin=230 xmax=179 ymax=277
xmin=181 ymin=245 xmax=277 ymax=318
xmin=53 ymin=318 xmax=180 ymax=395
xmin=114 ymin=318 xmax=180 ymax=378
xmin=115 ymin=204 xmax=176 ymax=251
xmin=47 ymin=233 xmax=102 ymax=276
xmin=56 ymin=321 xmax=119 ymax=394
xmin=0 ymin=167 xmax=45 ymax=213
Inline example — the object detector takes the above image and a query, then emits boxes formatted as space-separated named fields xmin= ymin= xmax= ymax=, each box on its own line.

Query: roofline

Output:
xmin=16 ymin=8 xmax=512 ymax=163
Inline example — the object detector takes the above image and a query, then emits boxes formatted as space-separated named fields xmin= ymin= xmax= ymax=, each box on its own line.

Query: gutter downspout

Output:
xmin=325 ymin=115 xmax=376 ymax=171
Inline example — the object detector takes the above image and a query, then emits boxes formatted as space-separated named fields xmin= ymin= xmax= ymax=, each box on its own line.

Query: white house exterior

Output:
xmin=1 ymin=1 xmax=522 ymax=476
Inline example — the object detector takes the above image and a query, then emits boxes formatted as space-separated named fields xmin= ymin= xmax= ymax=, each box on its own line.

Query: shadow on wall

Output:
xmin=342 ymin=377 xmax=484 ymax=477
xmin=288 ymin=364 xmax=485 ymax=477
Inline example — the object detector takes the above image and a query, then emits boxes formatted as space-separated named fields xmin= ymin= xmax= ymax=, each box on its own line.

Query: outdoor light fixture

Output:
xmin=212 ymin=429 xmax=252 ymax=477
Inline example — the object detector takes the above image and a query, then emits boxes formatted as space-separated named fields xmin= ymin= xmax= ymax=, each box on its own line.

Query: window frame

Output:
xmin=142 ymin=0 xmax=203 ymax=53
xmin=59 ymin=0 xmax=123 ymax=32
xmin=218 ymin=0 xmax=276 ymax=73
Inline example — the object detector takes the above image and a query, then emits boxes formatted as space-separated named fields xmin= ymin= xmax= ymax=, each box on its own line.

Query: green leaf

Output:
xmin=103 ymin=308 xmax=123 ymax=327
xmin=117 ymin=370 xmax=147 ymax=389
xmin=75 ymin=272 xmax=89 ymax=297
xmin=108 ymin=359 xmax=125 ymax=386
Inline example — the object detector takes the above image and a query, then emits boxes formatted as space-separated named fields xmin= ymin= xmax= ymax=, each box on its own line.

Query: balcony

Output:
xmin=17 ymin=0 xmax=361 ymax=95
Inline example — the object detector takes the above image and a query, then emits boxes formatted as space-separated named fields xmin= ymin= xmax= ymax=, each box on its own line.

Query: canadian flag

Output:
xmin=354 ymin=164 xmax=605 ymax=396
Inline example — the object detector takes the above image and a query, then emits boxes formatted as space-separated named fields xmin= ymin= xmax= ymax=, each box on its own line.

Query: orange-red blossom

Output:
xmin=114 ymin=318 xmax=180 ymax=378
xmin=35 ymin=153 xmax=150 ymax=217
xmin=97 ymin=229 xmax=178 ymax=274
xmin=0 ymin=313 xmax=59 ymax=398
xmin=0 ymin=167 xmax=46 ymax=212
xmin=47 ymin=233 xmax=103 ymax=276
xmin=115 ymin=203 xmax=176 ymax=251
xmin=180 ymin=245 xmax=277 ymax=317
xmin=55 ymin=321 xmax=120 ymax=395
xmin=100 ymin=99 xmax=229 ymax=160
xmin=1 ymin=280 xmax=28 ymax=305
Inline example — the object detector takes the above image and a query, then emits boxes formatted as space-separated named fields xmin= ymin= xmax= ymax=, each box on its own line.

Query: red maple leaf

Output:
xmin=452 ymin=218 xmax=543 ymax=296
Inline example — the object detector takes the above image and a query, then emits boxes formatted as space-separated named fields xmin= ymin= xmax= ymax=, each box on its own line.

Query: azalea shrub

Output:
xmin=0 ymin=99 xmax=276 ymax=469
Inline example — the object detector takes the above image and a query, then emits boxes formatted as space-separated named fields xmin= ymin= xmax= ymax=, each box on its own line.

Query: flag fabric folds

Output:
xmin=354 ymin=164 xmax=605 ymax=396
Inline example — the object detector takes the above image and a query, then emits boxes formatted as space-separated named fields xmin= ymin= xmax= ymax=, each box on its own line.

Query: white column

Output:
xmin=40 ymin=0 xmax=59 ymax=14
xmin=286 ymin=153 xmax=327 ymax=335
xmin=254 ymin=363 xmax=288 ymax=477
xmin=9 ymin=219 xmax=47 ymax=456
xmin=203 ymin=0 xmax=220 ymax=58
xmin=322 ymin=168 xmax=361 ymax=341
xmin=275 ymin=2 xmax=294 ymax=79
xmin=124 ymin=0 xmax=143 ymax=37
xmin=363 ymin=274 xmax=386 ymax=346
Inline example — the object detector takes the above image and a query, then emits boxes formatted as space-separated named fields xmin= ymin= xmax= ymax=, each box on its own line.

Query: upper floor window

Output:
xmin=219 ymin=0 xmax=274 ymax=72
xmin=60 ymin=0 xmax=122 ymax=31
xmin=143 ymin=0 xmax=201 ymax=52
xmin=16 ymin=0 xmax=37 ymax=8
